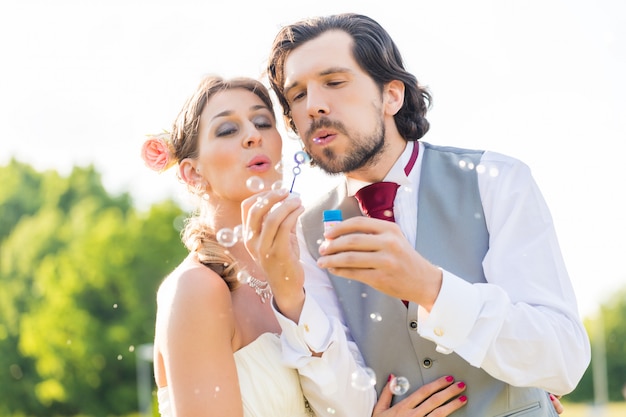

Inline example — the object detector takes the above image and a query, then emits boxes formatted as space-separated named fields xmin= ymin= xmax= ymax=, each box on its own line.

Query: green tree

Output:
xmin=0 ymin=161 xmax=187 ymax=416
xmin=566 ymin=286 xmax=626 ymax=403
xmin=602 ymin=288 xmax=626 ymax=401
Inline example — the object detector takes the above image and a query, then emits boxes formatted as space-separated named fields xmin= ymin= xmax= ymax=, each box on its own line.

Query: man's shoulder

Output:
xmin=421 ymin=141 xmax=485 ymax=156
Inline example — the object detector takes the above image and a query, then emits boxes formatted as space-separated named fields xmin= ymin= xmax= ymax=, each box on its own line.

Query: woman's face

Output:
xmin=194 ymin=88 xmax=283 ymax=203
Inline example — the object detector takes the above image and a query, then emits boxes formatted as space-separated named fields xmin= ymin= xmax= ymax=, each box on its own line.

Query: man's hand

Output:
xmin=317 ymin=216 xmax=442 ymax=311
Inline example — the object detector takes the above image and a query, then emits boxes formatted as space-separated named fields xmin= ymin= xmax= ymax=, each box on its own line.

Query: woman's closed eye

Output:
xmin=215 ymin=122 xmax=239 ymax=137
xmin=252 ymin=115 xmax=273 ymax=130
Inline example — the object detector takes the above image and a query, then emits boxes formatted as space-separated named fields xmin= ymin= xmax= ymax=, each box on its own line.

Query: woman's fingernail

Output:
xmin=459 ymin=395 xmax=468 ymax=403
xmin=387 ymin=374 xmax=394 ymax=382
xmin=445 ymin=375 xmax=454 ymax=382
xmin=457 ymin=381 xmax=466 ymax=389
xmin=549 ymin=394 xmax=556 ymax=401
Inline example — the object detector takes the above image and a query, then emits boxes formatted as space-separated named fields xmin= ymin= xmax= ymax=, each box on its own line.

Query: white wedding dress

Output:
xmin=157 ymin=332 xmax=314 ymax=417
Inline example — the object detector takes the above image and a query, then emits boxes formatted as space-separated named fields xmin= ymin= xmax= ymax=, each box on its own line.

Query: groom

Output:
xmin=266 ymin=13 xmax=588 ymax=416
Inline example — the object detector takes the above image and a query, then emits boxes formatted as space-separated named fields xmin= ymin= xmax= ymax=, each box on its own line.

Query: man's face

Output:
xmin=282 ymin=30 xmax=387 ymax=174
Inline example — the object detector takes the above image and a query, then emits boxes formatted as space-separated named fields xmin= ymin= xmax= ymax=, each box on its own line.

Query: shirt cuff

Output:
xmin=273 ymin=292 xmax=333 ymax=357
xmin=417 ymin=269 xmax=481 ymax=353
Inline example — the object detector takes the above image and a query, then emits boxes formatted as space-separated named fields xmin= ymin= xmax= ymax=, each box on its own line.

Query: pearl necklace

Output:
xmin=246 ymin=275 xmax=272 ymax=303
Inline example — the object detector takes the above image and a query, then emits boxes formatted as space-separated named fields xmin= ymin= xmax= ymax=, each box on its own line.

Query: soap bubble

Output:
xmin=351 ymin=367 xmax=377 ymax=391
xmin=369 ymin=312 xmax=382 ymax=322
xmin=255 ymin=195 xmax=269 ymax=208
xmin=271 ymin=180 xmax=284 ymax=191
xmin=237 ymin=270 xmax=252 ymax=284
xmin=389 ymin=376 xmax=410 ymax=395
xmin=216 ymin=228 xmax=236 ymax=247
xmin=246 ymin=176 xmax=265 ymax=193
xmin=233 ymin=225 xmax=243 ymax=242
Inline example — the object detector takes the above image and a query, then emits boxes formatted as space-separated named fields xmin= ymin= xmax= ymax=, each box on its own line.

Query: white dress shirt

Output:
xmin=275 ymin=141 xmax=590 ymax=414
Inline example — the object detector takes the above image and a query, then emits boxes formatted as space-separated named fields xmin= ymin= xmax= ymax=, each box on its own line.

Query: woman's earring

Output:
xmin=195 ymin=182 xmax=209 ymax=201
xmin=193 ymin=182 xmax=205 ymax=199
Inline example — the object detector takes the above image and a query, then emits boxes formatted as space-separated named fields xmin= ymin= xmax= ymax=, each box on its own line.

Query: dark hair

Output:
xmin=267 ymin=13 xmax=431 ymax=141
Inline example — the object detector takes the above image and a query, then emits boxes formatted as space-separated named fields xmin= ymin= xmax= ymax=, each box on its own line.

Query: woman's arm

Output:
xmin=155 ymin=266 xmax=242 ymax=417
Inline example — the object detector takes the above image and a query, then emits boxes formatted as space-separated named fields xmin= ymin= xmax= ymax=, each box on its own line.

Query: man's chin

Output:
xmin=312 ymin=156 xmax=345 ymax=175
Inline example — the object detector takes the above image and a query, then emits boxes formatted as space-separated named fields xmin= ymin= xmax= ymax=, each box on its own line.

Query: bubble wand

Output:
xmin=290 ymin=151 xmax=310 ymax=193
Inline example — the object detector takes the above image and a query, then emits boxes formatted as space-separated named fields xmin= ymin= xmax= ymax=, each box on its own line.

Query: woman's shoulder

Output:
xmin=156 ymin=253 xmax=232 ymax=314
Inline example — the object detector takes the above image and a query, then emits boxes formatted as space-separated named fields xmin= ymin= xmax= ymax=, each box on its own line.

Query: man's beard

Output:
xmin=306 ymin=118 xmax=386 ymax=175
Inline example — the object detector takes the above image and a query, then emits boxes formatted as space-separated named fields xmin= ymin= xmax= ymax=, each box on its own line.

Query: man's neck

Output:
xmin=346 ymin=137 xmax=407 ymax=183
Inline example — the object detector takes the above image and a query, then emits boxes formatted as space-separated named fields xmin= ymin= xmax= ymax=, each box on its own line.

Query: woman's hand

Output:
xmin=241 ymin=189 xmax=306 ymax=320
xmin=550 ymin=394 xmax=564 ymax=414
xmin=372 ymin=375 xmax=467 ymax=417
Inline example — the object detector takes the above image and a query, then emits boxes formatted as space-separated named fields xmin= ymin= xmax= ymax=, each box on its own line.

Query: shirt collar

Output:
xmin=346 ymin=141 xmax=416 ymax=196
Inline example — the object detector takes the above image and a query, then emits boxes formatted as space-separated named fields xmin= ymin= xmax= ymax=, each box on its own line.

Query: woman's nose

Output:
xmin=243 ymin=125 xmax=262 ymax=148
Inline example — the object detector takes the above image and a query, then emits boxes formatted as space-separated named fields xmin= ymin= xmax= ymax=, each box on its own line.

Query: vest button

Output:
xmin=409 ymin=320 xmax=417 ymax=330
xmin=422 ymin=358 xmax=433 ymax=368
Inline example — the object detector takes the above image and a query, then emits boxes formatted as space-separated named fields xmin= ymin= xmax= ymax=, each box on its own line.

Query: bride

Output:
xmin=144 ymin=75 xmax=469 ymax=417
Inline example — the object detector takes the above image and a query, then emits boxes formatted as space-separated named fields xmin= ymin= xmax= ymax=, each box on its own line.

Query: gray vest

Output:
xmin=301 ymin=142 xmax=557 ymax=416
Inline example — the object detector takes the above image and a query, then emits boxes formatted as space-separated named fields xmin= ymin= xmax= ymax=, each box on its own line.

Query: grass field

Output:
xmin=561 ymin=402 xmax=626 ymax=416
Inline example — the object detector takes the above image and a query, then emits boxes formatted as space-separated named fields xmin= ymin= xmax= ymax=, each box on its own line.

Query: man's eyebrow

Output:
xmin=284 ymin=67 xmax=353 ymax=96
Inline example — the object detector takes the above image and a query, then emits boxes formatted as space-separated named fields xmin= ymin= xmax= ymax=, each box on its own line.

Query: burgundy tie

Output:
xmin=353 ymin=143 xmax=419 ymax=307
xmin=355 ymin=181 xmax=400 ymax=222
xmin=354 ymin=143 xmax=419 ymax=222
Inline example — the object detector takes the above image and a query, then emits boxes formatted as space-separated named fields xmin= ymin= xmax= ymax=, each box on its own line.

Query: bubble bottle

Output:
xmin=323 ymin=210 xmax=343 ymax=234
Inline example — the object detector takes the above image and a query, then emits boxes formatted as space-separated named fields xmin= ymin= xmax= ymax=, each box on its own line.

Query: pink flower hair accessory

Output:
xmin=141 ymin=132 xmax=177 ymax=173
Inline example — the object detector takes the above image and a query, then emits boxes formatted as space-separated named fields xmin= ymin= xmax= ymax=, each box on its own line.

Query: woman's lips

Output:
xmin=247 ymin=155 xmax=272 ymax=172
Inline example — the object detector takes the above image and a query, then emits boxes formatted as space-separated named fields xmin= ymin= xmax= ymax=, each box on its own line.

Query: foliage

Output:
xmin=602 ymin=288 xmax=626 ymax=401
xmin=0 ymin=159 xmax=187 ymax=416
xmin=566 ymin=287 xmax=626 ymax=403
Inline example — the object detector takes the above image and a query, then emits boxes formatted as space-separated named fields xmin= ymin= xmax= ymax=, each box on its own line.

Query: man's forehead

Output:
xmin=283 ymin=31 xmax=355 ymax=86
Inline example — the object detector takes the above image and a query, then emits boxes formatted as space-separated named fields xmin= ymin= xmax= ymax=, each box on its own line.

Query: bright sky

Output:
xmin=1 ymin=0 xmax=625 ymax=318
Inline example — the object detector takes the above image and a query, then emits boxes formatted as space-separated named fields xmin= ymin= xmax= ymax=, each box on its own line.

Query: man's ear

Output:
xmin=383 ymin=79 xmax=405 ymax=116
xmin=178 ymin=158 xmax=204 ymax=187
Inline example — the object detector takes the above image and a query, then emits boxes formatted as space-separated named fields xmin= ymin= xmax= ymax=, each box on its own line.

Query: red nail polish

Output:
xmin=459 ymin=395 xmax=468 ymax=403
xmin=457 ymin=381 xmax=466 ymax=389
xmin=549 ymin=394 xmax=556 ymax=401
xmin=387 ymin=374 xmax=394 ymax=382
xmin=445 ymin=375 xmax=454 ymax=382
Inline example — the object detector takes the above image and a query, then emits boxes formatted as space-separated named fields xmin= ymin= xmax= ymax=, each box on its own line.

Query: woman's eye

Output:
xmin=215 ymin=122 xmax=238 ymax=137
xmin=253 ymin=116 xmax=273 ymax=129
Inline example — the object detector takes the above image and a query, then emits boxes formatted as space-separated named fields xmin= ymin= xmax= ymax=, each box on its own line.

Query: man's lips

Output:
xmin=247 ymin=155 xmax=272 ymax=172
xmin=312 ymin=130 xmax=337 ymax=145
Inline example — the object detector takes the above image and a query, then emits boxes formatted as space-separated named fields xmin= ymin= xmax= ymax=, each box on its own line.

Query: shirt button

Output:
xmin=304 ymin=324 xmax=310 ymax=332
xmin=422 ymin=358 xmax=433 ymax=368
xmin=409 ymin=320 xmax=417 ymax=330
xmin=434 ymin=327 xmax=444 ymax=337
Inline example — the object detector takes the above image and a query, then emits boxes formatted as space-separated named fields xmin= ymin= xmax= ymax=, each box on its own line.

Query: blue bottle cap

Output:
xmin=323 ymin=209 xmax=343 ymax=222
